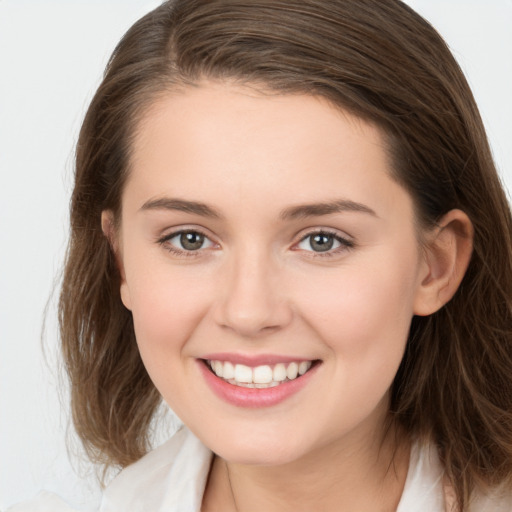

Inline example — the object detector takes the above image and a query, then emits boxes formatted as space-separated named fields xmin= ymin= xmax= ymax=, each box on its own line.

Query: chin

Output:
xmin=206 ymin=429 xmax=311 ymax=467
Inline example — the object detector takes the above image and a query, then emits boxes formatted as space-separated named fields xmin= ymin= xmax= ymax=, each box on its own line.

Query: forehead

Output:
xmin=132 ymin=81 xmax=388 ymax=167
xmin=125 ymin=82 xmax=412 ymax=224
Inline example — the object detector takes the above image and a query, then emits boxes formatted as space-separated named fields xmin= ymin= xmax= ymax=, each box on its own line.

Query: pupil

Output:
xmin=311 ymin=234 xmax=333 ymax=252
xmin=180 ymin=232 xmax=204 ymax=250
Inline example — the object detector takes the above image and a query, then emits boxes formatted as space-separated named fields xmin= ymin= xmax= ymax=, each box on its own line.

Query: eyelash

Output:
xmin=157 ymin=229 xmax=214 ymax=259
xmin=296 ymin=229 xmax=355 ymax=258
xmin=157 ymin=229 xmax=354 ymax=259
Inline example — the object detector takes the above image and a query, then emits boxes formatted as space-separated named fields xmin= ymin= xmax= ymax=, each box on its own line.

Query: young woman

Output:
xmin=10 ymin=1 xmax=512 ymax=511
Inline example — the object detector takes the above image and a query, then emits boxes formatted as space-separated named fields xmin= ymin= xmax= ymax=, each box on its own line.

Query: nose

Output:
xmin=213 ymin=248 xmax=293 ymax=338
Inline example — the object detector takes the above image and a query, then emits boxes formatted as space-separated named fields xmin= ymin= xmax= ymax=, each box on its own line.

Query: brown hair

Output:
xmin=60 ymin=0 xmax=512 ymax=508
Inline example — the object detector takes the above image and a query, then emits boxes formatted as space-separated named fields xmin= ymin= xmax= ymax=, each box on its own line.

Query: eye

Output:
xmin=296 ymin=231 xmax=353 ymax=254
xmin=159 ymin=229 xmax=216 ymax=255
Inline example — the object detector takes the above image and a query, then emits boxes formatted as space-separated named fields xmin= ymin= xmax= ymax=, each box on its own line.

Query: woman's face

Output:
xmin=114 ymin=82 xmax=430 ymax=465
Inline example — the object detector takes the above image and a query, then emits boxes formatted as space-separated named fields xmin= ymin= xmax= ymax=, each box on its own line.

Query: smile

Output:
xmin=206 ymin=360 xmax=313 ymax=388
xmin=198 ymin=355 xmax=321 ymax=408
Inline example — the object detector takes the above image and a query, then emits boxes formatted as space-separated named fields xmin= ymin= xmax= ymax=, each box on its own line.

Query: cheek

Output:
xmin=290 ymin=258 xmax=419 ymax=436
xmin=296 ymin=252 xmax=419 ymax=382
xmin=302 ymin=265 xmax=415 ymax=340
xmin=126 ymin=266 xmax=219 ymax=417
xmin=123 ymin=260 xmax=213 ymax=372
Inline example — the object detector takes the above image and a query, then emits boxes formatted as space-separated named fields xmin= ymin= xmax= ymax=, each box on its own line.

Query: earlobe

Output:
xmin=413 ymin=209 xmax=473 ymax=316
xmin=101 ymin=210 xmax=132 ymax=311
xmin=119 ymin=282 xmax=132 ymax=311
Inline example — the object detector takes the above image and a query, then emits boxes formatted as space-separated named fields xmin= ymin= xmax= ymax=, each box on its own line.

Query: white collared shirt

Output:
xmin=7 ymin=426 xmax=512 ymax=512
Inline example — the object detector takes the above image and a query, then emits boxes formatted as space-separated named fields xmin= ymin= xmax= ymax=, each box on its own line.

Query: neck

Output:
xmin=202 ymin=419 xmax=411 ymax=512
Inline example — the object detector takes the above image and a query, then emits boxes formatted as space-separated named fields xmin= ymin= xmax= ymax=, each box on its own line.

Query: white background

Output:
xmin=1 ymin=1 xmax=511 ymax=509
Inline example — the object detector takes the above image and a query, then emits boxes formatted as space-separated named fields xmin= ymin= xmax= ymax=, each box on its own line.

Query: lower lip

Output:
xmin=198 ymin=360 xmax=320 ymax=408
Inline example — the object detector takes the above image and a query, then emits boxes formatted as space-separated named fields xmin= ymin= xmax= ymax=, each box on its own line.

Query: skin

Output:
xmin=104 ymin=81 xmax=473 ymax=511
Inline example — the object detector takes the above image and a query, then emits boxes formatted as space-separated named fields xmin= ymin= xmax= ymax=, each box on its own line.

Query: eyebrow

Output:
xmin=279 ymin=199 xmax=377 ymax=220
xmin=140 ymin=197 xmax=223 ymax=219
xmin=139 ymin=197 xmax=377 ymax=220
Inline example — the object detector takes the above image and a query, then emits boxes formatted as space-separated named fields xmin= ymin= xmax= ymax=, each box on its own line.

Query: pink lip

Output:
xmin=202 ymin=352 xmax=313 ymax=367
xmin=197 ymin=359 xmax=320 ymax=408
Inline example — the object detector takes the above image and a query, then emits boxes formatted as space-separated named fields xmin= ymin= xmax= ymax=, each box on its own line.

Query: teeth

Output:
xmin=299 ymin=361 xmax=310 ymax=375
xmin=213 ymin=360 xmax=223 ymax=378
xmin=253 ymin=365 xmax=273 ymax=384
xmin=287 ymin=362 xmax=298 ymax=380
xmin=273 ymin=363 xmax=287 ymax=382
xmin=223 ymin=361 xmax=235 ymax=380
xmin=207 ymin=360 xmax=314 ymax=387
xmin=234 ymin=364 xmax=253 ymax=383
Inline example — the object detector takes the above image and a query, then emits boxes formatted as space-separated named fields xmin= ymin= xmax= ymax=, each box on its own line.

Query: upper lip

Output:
xmin=200 ymin=352 xmax=317 ymax=367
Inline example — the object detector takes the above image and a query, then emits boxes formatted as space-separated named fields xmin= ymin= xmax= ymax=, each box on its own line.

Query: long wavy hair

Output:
xmin=59 ymin=1 xmax=512 ymax=508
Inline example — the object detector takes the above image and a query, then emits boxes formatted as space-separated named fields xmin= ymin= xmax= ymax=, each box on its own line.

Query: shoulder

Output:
xmin=5 ymin=427 xmax=212 ymax=512
xmin=100 ymin=425 xmax=213 ymax=512
xmin=397 ymin=440 xmax=512 ymax=512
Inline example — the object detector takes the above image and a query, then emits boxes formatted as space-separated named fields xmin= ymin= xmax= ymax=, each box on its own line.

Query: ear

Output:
xmin=413 ymin=209 xmax=473 ymax=316
xmin=101 ymin=210 xmax=132 ymax=311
